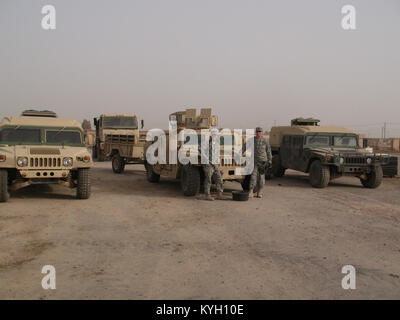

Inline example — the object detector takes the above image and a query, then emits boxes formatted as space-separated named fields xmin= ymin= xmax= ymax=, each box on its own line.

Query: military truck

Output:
xmin=269 ymin=118 xmax=387 ymax=188
xmin=93 ymin=114 xmax=144 ymax=162
xmin=144 ymin=108 xmax=248 ymax=196
xmin=0 ymin=110 xmax=93 ymax=202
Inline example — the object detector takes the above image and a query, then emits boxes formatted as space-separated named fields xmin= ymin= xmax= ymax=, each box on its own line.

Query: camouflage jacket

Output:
xmin=254 ymin=137 xmax=272 ymax=163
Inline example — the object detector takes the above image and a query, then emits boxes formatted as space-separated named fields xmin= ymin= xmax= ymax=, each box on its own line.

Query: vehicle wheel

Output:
xmin=0 ymin=169 xmax=10 ymax=202
xmin=241 ymin=175 xmax=251 ymax=191
xmin=76 ymin=168 xmax=91 ymax=199
xmin=360 ymin=165 xmax=383 ymax=189
xmin=181 ymin=165 xmax=200 ymax=196
xmin=272 ymin=155 xmax=285 ymax=177
xmin=309 ymin=160 xmax=330 ymax=188
xmin=145 ymin=163 xmax=160 ymax=183
xmin=112 ymin=154 xmax=125 ymax=174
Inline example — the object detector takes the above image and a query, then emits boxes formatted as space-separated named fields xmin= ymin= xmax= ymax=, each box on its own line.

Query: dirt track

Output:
xmin=1 ymin=162 xmax=400 ymax=299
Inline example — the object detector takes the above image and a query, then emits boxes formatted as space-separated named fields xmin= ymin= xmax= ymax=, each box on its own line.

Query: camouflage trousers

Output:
xmin=249 ymin=163 xmax=265 ymax=191
xmin=203 ymin=164 xmax=223 ymax=195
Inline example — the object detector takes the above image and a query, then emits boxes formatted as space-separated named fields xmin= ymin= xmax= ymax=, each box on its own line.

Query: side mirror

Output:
xmin=93 ymin=118 xmax=98 ymax=126
xmin=141 ymin=119 xmax=144 ymax=129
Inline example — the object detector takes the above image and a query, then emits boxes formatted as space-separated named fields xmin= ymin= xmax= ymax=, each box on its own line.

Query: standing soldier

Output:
xmin=201 ymin=128 xmax=224 ymax=201
xmin=248 ymin=127 xmax=272 ymax=198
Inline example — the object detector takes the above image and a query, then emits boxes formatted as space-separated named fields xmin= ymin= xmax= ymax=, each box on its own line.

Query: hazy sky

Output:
xmin=1 ymin=0 xmax=399 ymax=137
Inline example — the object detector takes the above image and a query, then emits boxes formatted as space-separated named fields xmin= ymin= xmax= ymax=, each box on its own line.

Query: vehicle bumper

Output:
xmin=18 ymin=169 xmax=70 ymax=179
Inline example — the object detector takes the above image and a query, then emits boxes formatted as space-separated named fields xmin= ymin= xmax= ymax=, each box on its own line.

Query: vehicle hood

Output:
xmin=308 ymin=147 xmax=373 ymax=156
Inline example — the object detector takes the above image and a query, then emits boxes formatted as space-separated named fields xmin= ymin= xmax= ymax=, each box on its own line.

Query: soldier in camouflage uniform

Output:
xmin=201 ymin=128 xmax=224 ymax=201
xmin=249 ymin=127 xmax=272 ymax=198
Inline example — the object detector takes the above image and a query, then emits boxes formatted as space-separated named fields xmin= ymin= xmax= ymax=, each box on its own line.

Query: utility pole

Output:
xmin=384 ymin=122 xmax=387 ymax=139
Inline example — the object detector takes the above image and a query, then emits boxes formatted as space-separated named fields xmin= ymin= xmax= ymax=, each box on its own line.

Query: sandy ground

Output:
xmin=0 ymin=162 xmax=400 ymax=299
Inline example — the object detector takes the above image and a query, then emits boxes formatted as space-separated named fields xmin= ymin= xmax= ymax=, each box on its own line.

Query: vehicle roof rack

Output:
xmin=21 ymin=110 xmax=58 ymax=118
xmin=291 ymin=117 xmax=320 ymax=126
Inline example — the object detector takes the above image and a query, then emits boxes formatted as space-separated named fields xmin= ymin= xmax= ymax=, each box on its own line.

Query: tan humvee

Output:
xmin=144 ymin=108 xmax=248 ymax=196
xmin=0 ymin=110 xmax=93 ymax=202
xmin=93 ymin=113 xmax=143 ymax=162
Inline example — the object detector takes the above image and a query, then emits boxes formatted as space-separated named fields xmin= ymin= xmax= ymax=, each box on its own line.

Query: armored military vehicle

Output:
xmin=0 ymin=110 xmax=93 ymax=202
xmin=269 ymin=118 xmax=387 ymax=188
xmin=93 ymin=114 xmax=144 ymax=162
xmin=144 ymin=108 xmax=247 ymax=196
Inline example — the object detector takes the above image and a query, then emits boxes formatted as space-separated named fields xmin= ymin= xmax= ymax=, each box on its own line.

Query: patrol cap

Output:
xmin=255 ymin=127 xmax=263 ymax=132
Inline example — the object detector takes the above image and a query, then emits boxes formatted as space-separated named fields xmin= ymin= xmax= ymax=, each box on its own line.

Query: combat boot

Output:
xmin=248 ymin=189 xmax=254 ymax=198
xmin=204 ymin=194 xmax=215 ymax=201
xmin=215 ymin=191 xmax=224 ymax=200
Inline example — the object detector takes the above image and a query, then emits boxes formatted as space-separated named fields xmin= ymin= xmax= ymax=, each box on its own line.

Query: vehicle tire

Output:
xmin=0 ymin=169 xmax=10 ymax=202
xmin=232 ymin=191 xmax=249 ymax=201
xmin=76 ymin=168 xmax=91 ymax=199
xmin=241 ymin=175 xmax=251 ymax=191
xmin=272 ymin=155 xmax=285 ymax=177
xmin=145 ymin=163 xmax=160 ymax=183
xmin=181 ymin=165 xmax=200 ymax=196
xmin=309 ymin=160 xmax=330 ymax=188
xmin=360 ymin=165 xmax=383 ymax=189
xmin=112 ymin=153 xmax=125 ymax=174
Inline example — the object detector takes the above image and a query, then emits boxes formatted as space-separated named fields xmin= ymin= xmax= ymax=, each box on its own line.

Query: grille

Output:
xmin=344 ymin=157 xmax=367 ymax=164
xmin=220 ymin=158 xmax=246 ymax=167
xmin=105 ymin=134 xmax=135 ymax=144
xmin=29 ymin=157 xmax=62 ymax=168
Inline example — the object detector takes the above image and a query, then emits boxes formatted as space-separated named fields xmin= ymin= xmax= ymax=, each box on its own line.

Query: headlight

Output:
xmin=63 ymin=157 xmax=73 ymax=167
xmin=366 ymin=158 xmax=372 ymax=164
xmin=0 ymin=154 xmax=6 ymax=162
xmin=17 ymin=157 xmax=28 ymax=167
xmin=339 ymin=157 xmax=344 ymax=164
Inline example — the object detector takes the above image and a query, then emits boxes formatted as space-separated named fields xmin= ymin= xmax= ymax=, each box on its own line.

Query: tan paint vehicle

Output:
xmin=0 ymin=110 xmax=93 ymax=202
xmin=144 ymin=108 xmax=248 ymax=196
xmin=93 ymin=114 xmax=144 ymax=162
xmin=269 ymin=118 xmax=388 ymax=188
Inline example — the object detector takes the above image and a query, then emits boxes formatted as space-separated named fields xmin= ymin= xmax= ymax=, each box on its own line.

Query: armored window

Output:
xmin=305 ymin=135 xmax=330 ymax=146
xmin=0 ymin=128 xmax=41 ymax=143
xmin=46 ymin=130 xmax=82 ymax=144
xmin=103 ymin=117 xmax=138 ymax=129
xmin=334 ymin=136 xmax=358 ymax=147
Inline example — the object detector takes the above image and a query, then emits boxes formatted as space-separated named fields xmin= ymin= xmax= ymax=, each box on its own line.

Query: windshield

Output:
xmin=333 ymin=136 xmax=358 ymax=147
xmin=46 ymin=130 xmax=82 ymax=144
xmin=0 ymin=128 xmax=41 ymax=143
xmin=103 ymin=116 xmax=138 ymax=129
xmin=305 ymin=135 xmax=330 ymax=146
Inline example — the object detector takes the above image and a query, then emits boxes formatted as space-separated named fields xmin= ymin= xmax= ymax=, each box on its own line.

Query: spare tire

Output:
xmin=232 ymin=191 xmax=249 ymax=201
